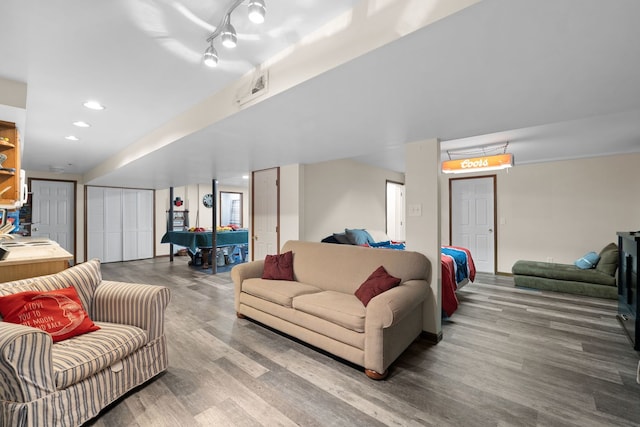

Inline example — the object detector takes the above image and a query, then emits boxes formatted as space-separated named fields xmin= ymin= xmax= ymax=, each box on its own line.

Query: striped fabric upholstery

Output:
xmin=0 ymin=259 xmax=102 ymax=313
xmin=0 ymin=322 xmax=56 ymax=402
xmin=0 ymin=336 xmax=168 ymax=427
xmin=52 ymin=322 xmax=147 ymax=389
xmin=0 ymin=261 xmax=171 ymax=427
xmin=92 ymin=281 xmax=171 ymax=342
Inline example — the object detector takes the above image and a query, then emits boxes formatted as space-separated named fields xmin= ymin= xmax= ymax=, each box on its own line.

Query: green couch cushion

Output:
xmin=512 ymin=260 xmax=616 ymax=286
xmin=513 ymin=275 xmax=617 ymax=299
xmin=595 ymin=242 xmax=619 ymax=276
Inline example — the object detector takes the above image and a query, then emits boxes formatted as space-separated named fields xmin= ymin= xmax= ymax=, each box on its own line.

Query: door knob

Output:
xmin=488 ymin=228 xmax=493 ymax=232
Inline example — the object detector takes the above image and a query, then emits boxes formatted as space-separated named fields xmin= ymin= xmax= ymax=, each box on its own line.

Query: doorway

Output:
xmin=30 ymin=179 xmax=76 ymax=260
xmin=252 ymin=168 xmax=279 ymax=260
xmin=386 ymin=181 xmax=405 ymax=241
xmin=449 ymin=176 xmax=496 ymax=273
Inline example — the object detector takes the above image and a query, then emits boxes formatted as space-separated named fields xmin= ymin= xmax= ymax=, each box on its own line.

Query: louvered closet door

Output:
xmin=87 ymin=187 xmax=153 ymax=262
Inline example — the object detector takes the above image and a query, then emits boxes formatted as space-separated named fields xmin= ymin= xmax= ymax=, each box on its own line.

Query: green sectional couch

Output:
xmin=512 ymin=243 xmax=619 ymax=299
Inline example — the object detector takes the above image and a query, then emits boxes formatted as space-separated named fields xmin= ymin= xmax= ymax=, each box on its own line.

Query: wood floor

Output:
xmin=85 ymin=258 xmax=640 ymax=427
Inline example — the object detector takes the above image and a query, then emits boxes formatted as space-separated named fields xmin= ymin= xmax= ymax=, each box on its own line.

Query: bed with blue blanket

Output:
xmin=321 ymin=229 xmax=476 ymax=316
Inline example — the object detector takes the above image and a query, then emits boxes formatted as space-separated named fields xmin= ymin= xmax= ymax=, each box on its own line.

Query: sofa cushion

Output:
xmin=0 ymin=259 xmax=102 ymax=313
xmin=293 ymin=291 xmax=366 ymax=333
xmin=354 ymin=266 xmax=401 ymax=306
xmin=595 ymin=243 xmax=618 ymax=276
xmin=0 ymin=286 xmax=100 ymax=342
xmin=52 ymin=321 xmax=148 ymax=389
xmin=574 ymin=251 xmax=600 ymax=269
xmin=262 ymin=251 xmax=294 ymax=281
xmin=512 ymin=260 xmax=616 ymax=286
xmin=242 ymin=278 xmax=321 ymax=308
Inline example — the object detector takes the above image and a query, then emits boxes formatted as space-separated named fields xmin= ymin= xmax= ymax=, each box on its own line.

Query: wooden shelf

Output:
xmin=0 ymin=120 xmax=20 ymax=204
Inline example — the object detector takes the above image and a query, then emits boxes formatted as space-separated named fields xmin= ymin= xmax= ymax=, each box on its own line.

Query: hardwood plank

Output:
xmin=80 ymin=258 xmax=640 ymax=427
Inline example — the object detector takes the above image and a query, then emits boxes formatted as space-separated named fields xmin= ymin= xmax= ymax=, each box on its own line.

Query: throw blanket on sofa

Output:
xmin=441 ymin=246 xmax=476 ymax=316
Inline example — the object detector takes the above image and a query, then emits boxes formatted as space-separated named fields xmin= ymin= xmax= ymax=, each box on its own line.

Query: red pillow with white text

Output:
xmin=262 ymin=251 xmax=294 ymax=281
xmin=354 ymin=266 xmax=401 ymax=306
xmin=0 ymin=286 xmax=100 ymax=342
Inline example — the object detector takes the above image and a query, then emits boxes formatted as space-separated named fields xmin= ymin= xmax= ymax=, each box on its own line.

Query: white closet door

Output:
xmin=87 ymin=187 xmax=154 ymax=263
xmin=122 ymin=189 xmax=153 ymax=260
xmin=104 ymin=188 xmax=123 ymax=263
xmin=87 ymin=187 xmax=105 ymax=261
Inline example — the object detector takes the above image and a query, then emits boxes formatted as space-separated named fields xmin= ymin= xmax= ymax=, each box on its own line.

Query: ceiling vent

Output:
xmin=236 ymin=69 xmax=269 ymax=107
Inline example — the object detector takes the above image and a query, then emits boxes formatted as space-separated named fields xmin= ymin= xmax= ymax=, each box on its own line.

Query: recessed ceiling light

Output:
xmin=73 ymin=121 xmax=91 ymax=127
xmin=65 ymin=135 xmax=79 ymax=141
xmin=242 ymin=175 xmax=249 ymax=179
xmin=83 ymin=100 xmax=105 ymax=110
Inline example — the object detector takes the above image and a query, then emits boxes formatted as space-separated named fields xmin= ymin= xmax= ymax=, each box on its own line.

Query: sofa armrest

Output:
xmin=365 ymin=280 xmax=429 ymax=329
xmin=92 ymin=281 xmax=171 ymax=342
xmin=231 ymin=260 xmax=265 ymax=312
xmin=0 ymin=322 xmax=56 ymax=403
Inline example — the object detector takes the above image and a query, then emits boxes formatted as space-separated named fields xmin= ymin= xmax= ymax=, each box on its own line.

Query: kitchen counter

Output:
xmin=0 ymin=237 xmax=73 ymax=282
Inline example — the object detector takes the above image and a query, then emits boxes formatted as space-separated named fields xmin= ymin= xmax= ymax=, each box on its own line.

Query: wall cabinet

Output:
xmin=0 ymin=120 xmax=20 ymax=206
xmin=617 ymin=231 xmax=640 ymax=350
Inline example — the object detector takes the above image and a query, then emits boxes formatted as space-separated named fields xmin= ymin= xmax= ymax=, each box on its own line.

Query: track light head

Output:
xmin=248 ymin=0 xmax=266 ymax=24
xmin=204 ymin=44 xmax=218 ymax=67
xmin=221 ymin=20 xmax=237 ymax=48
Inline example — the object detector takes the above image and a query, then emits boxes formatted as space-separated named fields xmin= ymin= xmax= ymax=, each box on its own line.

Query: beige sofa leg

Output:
xmin=365 ymin=369 xmax=388 ymax=380
xmin=236 ymin=312 xmax=246 ymax=319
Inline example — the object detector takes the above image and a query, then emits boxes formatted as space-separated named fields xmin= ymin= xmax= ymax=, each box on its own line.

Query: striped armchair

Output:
xmin=0 ymin=259 xmax=171 ymax=427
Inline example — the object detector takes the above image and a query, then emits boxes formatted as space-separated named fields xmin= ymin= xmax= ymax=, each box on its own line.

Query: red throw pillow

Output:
xmin=355 ymin=266 xmax=401 ymax=306
xmin=262 ymin=251 xmax=294 ymax=281
xmin=0 ymin=286 xmax=100 ymax=342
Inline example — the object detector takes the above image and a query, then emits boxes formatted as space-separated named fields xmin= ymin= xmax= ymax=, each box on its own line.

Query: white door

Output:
xmin=87 ymin=187 xmax=153 ymax=262
xmin=450 ymin=176 xmax=496 ymax=273
xmin=122 ymin=189 xmax=154 ymax=261
xmin=31 ymin=180 xmax=75 ymax=257
xmin=252 ymin=168 xmax=279 ymax=260
xmin=386 ymin=181 xmax=405 ymax=241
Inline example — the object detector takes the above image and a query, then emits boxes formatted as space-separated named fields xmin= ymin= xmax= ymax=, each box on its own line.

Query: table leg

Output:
xmin=201 ymin=248 xmax=210 ymax=269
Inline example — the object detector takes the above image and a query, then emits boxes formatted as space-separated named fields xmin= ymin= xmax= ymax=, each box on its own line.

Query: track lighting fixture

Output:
xmin=204 ymin=44 xmax=218 ymax=67
xmin=203 ymin=0 xmax=266 ymax=68
xmin=221 ymin=21 xmax=238 ymax=48
xmin=248 ymin=0 xmax=266 ymax=24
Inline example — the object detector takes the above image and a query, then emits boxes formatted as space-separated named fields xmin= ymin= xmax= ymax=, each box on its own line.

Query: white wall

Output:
xmin=302 ymin=159 xmax=404 ymax=243
xmin=441 ymin=152 xmax=640 ymax=273
xmin=280 ymin=164 xmax=305 ymax=245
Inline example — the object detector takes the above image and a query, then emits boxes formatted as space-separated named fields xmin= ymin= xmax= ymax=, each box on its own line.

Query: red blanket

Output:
xmin=441 ymin=246 xmax=476 ymax=316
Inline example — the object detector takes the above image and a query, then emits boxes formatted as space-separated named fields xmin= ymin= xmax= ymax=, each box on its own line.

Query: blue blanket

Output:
xmin=441 ymin=247 xmax=470 ymax=283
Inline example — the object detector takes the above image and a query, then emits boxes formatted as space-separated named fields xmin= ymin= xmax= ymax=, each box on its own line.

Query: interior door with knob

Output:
xmin=450 ymin=176 xmax=496 ymax=273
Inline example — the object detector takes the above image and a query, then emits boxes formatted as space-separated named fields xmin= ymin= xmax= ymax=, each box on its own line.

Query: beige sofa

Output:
xmin=0 ymin=259 xmax=171 ymax=427
xmin=232 ymin=240 xmax=431 ymax=379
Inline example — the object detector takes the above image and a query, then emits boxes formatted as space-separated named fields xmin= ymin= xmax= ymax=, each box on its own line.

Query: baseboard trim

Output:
xmin=421 ymin=330 xmax=443 ymax=344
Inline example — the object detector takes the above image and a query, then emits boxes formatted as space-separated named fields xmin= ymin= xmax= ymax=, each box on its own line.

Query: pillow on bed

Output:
xmin=345 ymin=229 xmax=374 ymax=245
xmin=366 ymin=229 xmax=391 ymax=243
xmin=332 ymin=233 xmax=351 ymax=245
xmin=354 ymin=266 xmax=401 ymax=306
xmin=262 ymin=251 xmax=294 ymax=281
xmin=574 ymin=252 xmax=600 ymax=269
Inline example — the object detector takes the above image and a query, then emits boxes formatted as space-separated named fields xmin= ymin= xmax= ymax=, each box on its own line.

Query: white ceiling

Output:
xmin=1 ymin=0 xmax=640 ymax=189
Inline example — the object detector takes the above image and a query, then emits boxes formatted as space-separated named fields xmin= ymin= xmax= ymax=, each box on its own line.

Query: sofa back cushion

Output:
xmin=595 ymin=243 xmax=619 ymax=276
xmin=0 ymin=259 xmax=102 ymax=314
xmin=281 ymin=240 xmax=430 ymax=294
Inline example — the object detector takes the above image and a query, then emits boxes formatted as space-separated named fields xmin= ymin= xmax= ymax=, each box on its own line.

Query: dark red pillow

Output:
xmin=262 ymin=251 xmax=294 ymax=281
xmin=0 ymin=286 xmax=100 ymax=342
xmin=355 ymin=266 xmax=401 ymax=306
